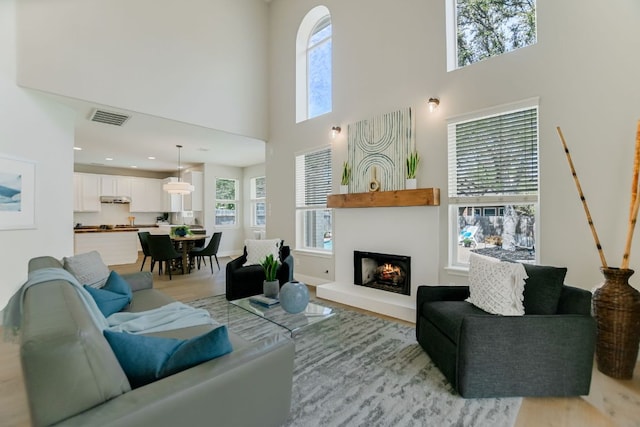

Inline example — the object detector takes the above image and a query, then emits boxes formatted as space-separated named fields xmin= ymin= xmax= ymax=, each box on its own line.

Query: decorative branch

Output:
xmin=621 ymin=120 xmax=640 ymax=269
xmin=557 ymin=126 xmax=608 ymax=268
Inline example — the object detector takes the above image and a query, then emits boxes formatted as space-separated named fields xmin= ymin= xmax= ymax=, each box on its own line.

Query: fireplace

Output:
xmin=354 ymin=251 xmax=411 ymax=295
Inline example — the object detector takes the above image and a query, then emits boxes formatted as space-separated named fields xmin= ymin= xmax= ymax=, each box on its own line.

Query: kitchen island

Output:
xmin=74 ymin=226 xmax=140 ymax=266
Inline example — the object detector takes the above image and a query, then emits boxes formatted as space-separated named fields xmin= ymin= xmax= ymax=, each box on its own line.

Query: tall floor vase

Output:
xmin=592 ymin=267 xmax=640 ymax=379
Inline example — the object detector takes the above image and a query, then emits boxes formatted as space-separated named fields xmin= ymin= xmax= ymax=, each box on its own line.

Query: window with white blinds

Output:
xmin=295 ymin=147 xmax=333 ymax=252
xmin=447 ymin=102 xmax=539 ymax=268
xmin=296 ymin=148 xmax=332 ymax=208
xmin=448 ymin=106 xmax=538 ymax=203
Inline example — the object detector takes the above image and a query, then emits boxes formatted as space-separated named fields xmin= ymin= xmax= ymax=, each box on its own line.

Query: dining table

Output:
xmin=170 ymin=234 xmax=209 ymax=274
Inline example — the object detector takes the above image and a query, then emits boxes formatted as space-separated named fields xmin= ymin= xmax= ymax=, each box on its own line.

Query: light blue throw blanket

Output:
xmin=3 ymin=268 xmax=216 ymax=342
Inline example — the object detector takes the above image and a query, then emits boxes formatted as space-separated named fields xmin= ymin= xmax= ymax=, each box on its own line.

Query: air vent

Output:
xmin=89 ymin=109 xmax=130 ymax=126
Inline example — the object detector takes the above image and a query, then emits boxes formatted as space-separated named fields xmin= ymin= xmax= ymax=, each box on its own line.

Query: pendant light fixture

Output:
xmin=163 ymin=145 xmax=194 ymax=195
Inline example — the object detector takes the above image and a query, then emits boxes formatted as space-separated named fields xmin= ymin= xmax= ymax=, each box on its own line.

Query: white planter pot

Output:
xmin=340 ymin=184 xmax=349 ymax=194
xmin=406 ymin=178 xmax=417 ymax=190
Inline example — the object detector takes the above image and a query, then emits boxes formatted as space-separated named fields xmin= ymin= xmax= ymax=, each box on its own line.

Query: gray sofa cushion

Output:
xmin=522 ymin=264 xmax=567 ymax=314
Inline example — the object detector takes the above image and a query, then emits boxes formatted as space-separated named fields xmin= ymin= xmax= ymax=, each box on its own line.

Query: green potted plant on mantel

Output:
xmin=406 ymin=151 xmax=420 ymax=190
xmin=260 ymin=254 xmax=280 ymax=298
xmin=340 ymin=161 xmax=351 ymax=194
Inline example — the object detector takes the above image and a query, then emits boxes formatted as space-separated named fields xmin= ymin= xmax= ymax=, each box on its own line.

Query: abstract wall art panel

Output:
xmin=348 ymin=108 xmax=414 ymax=193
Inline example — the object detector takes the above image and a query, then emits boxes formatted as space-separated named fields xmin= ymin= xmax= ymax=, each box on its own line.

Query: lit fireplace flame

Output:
xmin=378 ymin=263 xmax=402 ymax=281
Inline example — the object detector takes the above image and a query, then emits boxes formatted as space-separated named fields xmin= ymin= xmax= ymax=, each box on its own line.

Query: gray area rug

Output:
xmin=188 ymin=295 xmax=522 ymax=427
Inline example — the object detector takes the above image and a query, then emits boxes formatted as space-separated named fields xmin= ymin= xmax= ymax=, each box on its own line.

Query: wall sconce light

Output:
xmin=331 ymin=126 xmax=342 ymax=139
xmin=428 ymin=97 xmax=440 ymax=112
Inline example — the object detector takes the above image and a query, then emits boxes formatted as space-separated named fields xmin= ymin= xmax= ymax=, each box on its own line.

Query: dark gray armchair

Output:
xmin=225 ymin=243 xmax=294 ymax=301
xmin=416 ymin=280 xmax=596 ymax=398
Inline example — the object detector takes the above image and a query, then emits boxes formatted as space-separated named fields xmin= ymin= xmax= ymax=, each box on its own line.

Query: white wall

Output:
xmin=0 ymin=0 xmax=76 ymax=310
xmin=267 ymin=0 xmax=640 ymax=291
xmin=16 ymin=0 xmax=269 ymax=141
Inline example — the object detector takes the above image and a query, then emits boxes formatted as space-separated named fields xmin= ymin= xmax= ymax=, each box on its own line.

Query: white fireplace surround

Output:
xmin=317 ymin=206 xmax=440 ymax=322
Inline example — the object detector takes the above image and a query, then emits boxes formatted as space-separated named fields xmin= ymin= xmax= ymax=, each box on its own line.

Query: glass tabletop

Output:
xmin=229 ymin=296 xmax=335 ymax=336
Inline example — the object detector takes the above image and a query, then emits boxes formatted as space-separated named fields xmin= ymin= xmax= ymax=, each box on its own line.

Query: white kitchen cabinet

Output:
xmin=101 ymin=175 xmax=132 ymax=197
xmin=130 ymin=178 xmax=163 ymax=212
xmin=74 ymin=231 xmax=138 ymax=265
xmin=183 ymin=171 xmax=203 ymax=211
xmin=162 ymin=177 xmax=183 ymax=212
xmin=73 ymin=173 xmax=101 ymax=212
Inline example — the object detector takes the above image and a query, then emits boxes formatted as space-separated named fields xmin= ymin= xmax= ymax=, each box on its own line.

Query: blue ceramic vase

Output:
xmin=279 ymin=281 xmax=309 ymax=314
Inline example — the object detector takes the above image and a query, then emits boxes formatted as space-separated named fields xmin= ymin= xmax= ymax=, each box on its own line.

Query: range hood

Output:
xmin=100 ymin=196 xmax=131 ymax=204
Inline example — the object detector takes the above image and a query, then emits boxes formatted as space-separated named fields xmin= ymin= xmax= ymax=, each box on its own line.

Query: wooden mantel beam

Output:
xmin=327 ymin=188 xmax=440 ymax=208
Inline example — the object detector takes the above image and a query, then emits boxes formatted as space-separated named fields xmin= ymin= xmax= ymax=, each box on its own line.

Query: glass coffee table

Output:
xmin=228 ymin=295 xmax=337 ymax=338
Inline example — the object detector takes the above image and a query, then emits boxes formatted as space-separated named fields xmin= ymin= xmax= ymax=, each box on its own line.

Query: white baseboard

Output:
xmin=316 ymin=282 xmax=416 ymax=323
xmin=294 ymin=274 xmax=331 ymax=287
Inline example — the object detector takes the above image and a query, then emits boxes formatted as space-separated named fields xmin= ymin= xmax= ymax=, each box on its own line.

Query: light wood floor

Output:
xmin=0 ymin=254 xmax=635 ymax=426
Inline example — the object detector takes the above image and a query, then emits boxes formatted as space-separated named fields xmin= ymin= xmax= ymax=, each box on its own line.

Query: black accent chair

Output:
xmin=416 ymin=284 xmax=596 ymax=398
xmin=190 ymin=232 xmax=222 ymax=274
xmin=147 ymin=234 xmax=183 ymax=280
xmin=137 ymin=231 xmax=153 ymax=272
xmin=225 ymin=243 xmax=294 ymax=301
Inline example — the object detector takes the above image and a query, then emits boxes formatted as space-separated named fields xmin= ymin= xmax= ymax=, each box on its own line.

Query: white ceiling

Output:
xmin=56 ymin=96 xmax=266 ymax=173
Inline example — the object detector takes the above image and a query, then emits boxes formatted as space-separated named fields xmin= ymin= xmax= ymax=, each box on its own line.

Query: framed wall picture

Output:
xmin=0 ymin=155 xmax=36 ymax=230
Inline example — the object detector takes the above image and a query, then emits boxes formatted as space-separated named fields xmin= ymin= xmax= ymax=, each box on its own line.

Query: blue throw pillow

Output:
xmin=103 ymin=270 xmax=133 ymax=300
xmin=84 ymin=271 xmax=132 ymax=316
xmin=104 ymin=326 xmax=233 ymax=388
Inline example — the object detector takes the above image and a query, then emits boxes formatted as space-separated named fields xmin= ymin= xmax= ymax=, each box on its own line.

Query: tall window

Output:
xmin=448 ymin=100 xmax=538 ymax=267
xmin=215 ymin=178 xmax=238 ymax=227
xmin=296 ymin=6 xmax=332 ymax=123
xmin=295 ymin=147 xmax=332 ymax=252
xmin=250 ymin=176 xmax=266 ymax=227
xmin=447 ymin=0 xmax=537 ymax=70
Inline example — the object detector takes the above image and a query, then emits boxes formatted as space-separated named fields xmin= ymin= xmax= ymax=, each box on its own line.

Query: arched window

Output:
xmin=296 ymin=6 xmax=332 ymax=123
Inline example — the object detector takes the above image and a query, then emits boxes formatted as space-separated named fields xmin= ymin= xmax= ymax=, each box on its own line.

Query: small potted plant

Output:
xmin=462 ymin=237 xmax=473 ymax=248
xmin=406 ymin=151 xmax=420 ymax=189
xmin=340 ymin=161 xmax=351 ymax=194
xmin=260 ymin=253 xmax=280 ymax=298
xmin=172 ymin=225 xmax=192 ymax=237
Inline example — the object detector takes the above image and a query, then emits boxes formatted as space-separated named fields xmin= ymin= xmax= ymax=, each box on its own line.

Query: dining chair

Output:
xmin=189 ymin=232 xmax=222 ymax=274
xmin=147 ymin=234 xmax=184 ymax=279
xmin=137 ymin=231 xmax=153 ymax=272
xmin=188 ymin=229 xmax=207 ymax=270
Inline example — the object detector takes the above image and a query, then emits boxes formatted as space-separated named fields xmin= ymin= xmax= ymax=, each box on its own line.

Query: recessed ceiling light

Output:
xmin=105 ymin=157 xmax=113 ymax=161
xmin=131 ymin=165 xmax=138 ymax=168
xmin=73 ymin=146 xmax=82 ymax=151
xmin=148 ymin=156 xmax=156 ymax=160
